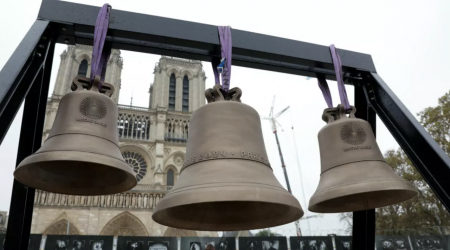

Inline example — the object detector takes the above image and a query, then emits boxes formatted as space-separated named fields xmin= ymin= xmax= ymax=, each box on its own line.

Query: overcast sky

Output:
xmin=1 ymin=0 xmax=449 ymax=236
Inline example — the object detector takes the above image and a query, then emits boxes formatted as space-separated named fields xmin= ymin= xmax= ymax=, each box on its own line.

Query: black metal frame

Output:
xmin=0 ymin=0 xmax=449 ymax=249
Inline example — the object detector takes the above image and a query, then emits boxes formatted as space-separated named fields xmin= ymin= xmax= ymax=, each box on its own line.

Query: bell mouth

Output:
xmin=153 ymin=200 xmax=303 ymax=231
xmin=14 ymin=151 xmax=137 ymax=195
xmin=309 ymin=188 xmax=418 ymax=213
xmin=309 ymin=159 xmax=418 ymax=213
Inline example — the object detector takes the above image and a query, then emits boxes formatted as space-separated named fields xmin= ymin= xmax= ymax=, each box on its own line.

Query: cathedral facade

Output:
xmin=30 ymin=45 xmax=215 ymax=237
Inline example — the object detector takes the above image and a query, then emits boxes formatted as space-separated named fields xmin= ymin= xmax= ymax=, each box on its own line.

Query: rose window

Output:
xmin=122 ymin=151 xmax=147 ymax=182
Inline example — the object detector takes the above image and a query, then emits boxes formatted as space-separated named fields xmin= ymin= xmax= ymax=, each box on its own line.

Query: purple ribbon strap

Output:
xmin=212 ymin=26 xmax=232 ymax=92
xmin=90 ymin=4 xmax=112 ymax=89
xmin=318 ymin=77 xmax=333 ymax=108
xmin=317 ymin=44 xmax=351 ymax=110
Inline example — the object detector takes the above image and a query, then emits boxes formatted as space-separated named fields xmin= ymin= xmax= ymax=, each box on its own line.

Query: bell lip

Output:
xmin=14 ymin=150 xmax=137 ymax=195
xmin=152 ymin=186 xmax=304 ymax=231
xmin=308 ymin=178 xmax=418 ymax=213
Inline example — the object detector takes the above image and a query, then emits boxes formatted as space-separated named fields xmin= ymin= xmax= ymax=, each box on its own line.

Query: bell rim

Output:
xmin=308 ymin=178 xmax=418 ymax=213
xmin=153 ymin=201 xmax=303 ymax=231
xmin=14 ymin=150 xmax=137 ymax=195
xmin=152 ymin=185 xmax=304 ymax=231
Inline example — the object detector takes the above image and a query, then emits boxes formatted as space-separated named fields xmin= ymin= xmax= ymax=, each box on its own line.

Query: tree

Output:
xmin=339 ymin=212 xmax=353 ymax=235
xmin=375 ymin=91 xmax=450 ymax=235
xmin=254 ymin=229 xmax=283 ymax=237
xmin=340 ymin=91 xmax=450 ymax=235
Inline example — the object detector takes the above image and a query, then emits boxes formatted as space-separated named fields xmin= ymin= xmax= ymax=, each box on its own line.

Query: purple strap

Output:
xmin=318 ymin=77 xmax=333 ymax=108
xmin=212 ymin=26 xmax=232 ymax=92
xmin=90 ymin=4 xmax=112 ymax=88
xmin=317 ymin=44 xmax=351 ymax=110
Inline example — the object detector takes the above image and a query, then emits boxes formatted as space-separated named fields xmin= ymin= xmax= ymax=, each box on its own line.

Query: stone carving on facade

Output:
xmin=132 ymin=194 xmax=136 ymax=208
xmin=165 ymin=118 xmax=189 ymax=143
xmin=138 ymin=194 xmax=142 ymax=208
xmin=100 ymin=212 xmax=149 ymax=236
xmin=54 ymin=193 xmax=60 ymax=205
xmin=164 ymin=148 xmax=172 ymax=155
xmin=173 ymin=152 xmax=185 ymax=166
xmin=159 ymin=56 xmax=202 ymax=69
xmin=40 ymin=191 xmax=46 ymax=204
xmin=60 ymin=50 xmax=68 ymax=60
xmin=43 ymin=219 xmax=80 ymax=235
xmin=153 ymin=63 xmax=162 ymax=74
xmin=164 ymin=227 xmax=198 ymax=237
xmin=109 ymin=50 xmax=123 ymax=68
xmin=47 ymin=192 xmax=54 ymax=205
xmin=148 ymin=144 xmax=155 ymax=153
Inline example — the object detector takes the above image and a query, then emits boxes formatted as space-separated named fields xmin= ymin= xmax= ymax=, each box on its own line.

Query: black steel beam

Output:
xmin=37 ymin=0 xmax=376 ymax=80
xmin=5 ymin=35 xmax=55 ymax=250
xmin=0 ymin=2 xmax=447 ymax=249
xmin=366 ymin=73 xmax=450 ymax=212
xmin=0 ymin=20 xmax=50 ymax=144
xmin=353 ymin=84 xmax=376 ymax=249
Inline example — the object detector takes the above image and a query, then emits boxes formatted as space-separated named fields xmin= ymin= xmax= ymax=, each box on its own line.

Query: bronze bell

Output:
xmin=153 ymin=85 xmax=303 ymax=231
xmin=14 ymin=76 xmax=137 ymax=195
xmin=309 ymin=105 xmax=418 ymax=213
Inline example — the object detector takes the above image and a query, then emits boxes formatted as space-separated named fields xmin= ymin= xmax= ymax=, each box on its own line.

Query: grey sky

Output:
xmin=1 ymin=0 xmax=449 ymax=236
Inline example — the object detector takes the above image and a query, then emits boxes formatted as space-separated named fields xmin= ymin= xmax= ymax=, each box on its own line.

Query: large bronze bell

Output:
xmin=309 ymin=105 xmax=418 ymax=213
xmin=14 ymin=76 xmax=137 ymax=195
xmin=153 ymin=85 xmax=303 ymax=231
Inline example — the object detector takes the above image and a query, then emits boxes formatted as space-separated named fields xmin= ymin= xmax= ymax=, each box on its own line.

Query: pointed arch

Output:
xmin=163 ymin=151 xmax=185 ymax=166
xmin=78 ymin=59 xmax=88 ymax=76
xmin=43 ymin=219 xmax=80 ymax=235
xmin=165 ymin=67 xmax=181 ymax=78
xmin=100 ymin=211 xmax=149 ymax=236
xmin=164 ymin=227 xmax=198 ymax=237
xmin=167 ymin=169 xmax=175 ymax=186
xmin=180 ymin=69 xmax=194 ymax=80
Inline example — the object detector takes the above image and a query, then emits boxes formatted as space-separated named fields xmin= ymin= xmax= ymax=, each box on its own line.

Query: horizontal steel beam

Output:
xmin=37 ymin=0 xmax=376 ymax=80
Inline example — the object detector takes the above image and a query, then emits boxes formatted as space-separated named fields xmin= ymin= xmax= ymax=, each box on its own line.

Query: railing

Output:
xmin=118 ymin=110 xmax=152 ymax=141
xmin=47 ymin=94 xmax=64 ymax=102
xmin=164 ymin=133 xmax=188 ymax=143
xmin=161 ymin=56 xmax=201 ymax=63
xmin=34 ymin=189 xmax=166 ymax=209
xmin=118 ymin=104 xmax=150 ymax=111
xmin=131 ymin=184 xmax=173 ymax=191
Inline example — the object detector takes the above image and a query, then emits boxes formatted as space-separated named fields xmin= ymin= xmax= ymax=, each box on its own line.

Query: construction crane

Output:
xmin=262 ymin=96 xmax=310 ymax=236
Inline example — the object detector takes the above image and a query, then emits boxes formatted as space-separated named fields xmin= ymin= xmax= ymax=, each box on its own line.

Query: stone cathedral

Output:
xmin=30 ymin=45 xmax=216 ymax=237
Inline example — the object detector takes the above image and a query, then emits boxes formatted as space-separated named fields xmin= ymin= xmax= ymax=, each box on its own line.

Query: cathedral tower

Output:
xmin=150 ymin=56 xmax=206 ymax=111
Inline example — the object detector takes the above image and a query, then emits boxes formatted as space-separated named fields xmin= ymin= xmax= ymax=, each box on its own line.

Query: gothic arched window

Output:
xmin=78 ymin=59 xmax=88 ymax=76
xmin=182 ymin=75 xmax=189 ymax=112
xmin=167 ymin=169 xmax=174 ymax=186
xmin=168 ymin=73 xmax=176 ymax=110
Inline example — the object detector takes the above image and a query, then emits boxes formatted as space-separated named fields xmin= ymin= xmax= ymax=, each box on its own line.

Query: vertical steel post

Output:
xmin=352 ymin=83 xmax=376 ymax=249
xmin=4 ymin=27 xmax=55 ymax=250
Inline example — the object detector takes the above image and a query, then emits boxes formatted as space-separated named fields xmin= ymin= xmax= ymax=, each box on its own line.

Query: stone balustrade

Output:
xmin=34 ymin=189 xmax=166 ymax=209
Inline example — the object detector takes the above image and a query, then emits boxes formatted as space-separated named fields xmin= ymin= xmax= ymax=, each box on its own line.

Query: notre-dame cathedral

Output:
xmin=30 ymin=44 xmax=217 ymax=237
